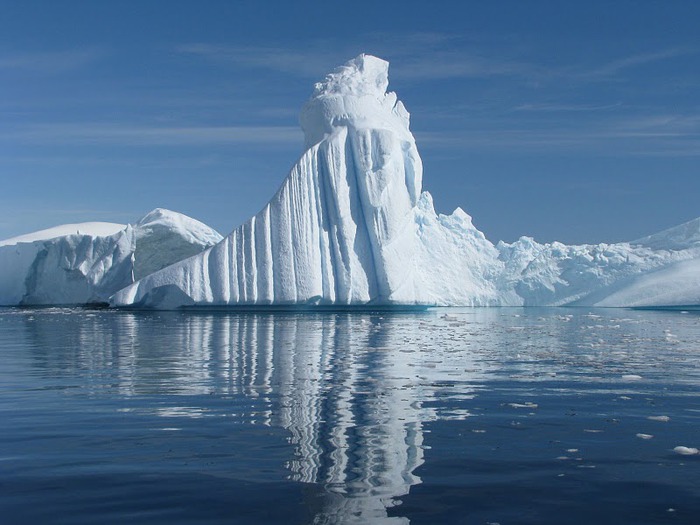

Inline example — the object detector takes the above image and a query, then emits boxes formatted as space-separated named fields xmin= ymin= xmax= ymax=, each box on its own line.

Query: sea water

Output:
xmin=0 ymin=307 xmax=698 ymax=524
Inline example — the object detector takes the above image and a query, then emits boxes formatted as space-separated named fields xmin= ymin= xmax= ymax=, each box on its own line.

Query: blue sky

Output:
xmin=1 ymin=0 xmax=699 ymax=244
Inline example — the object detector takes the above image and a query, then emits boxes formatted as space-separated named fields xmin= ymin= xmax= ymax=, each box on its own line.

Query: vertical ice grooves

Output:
xmin=286 ymin=177 xmax=298 ymax=302
xmin=346 ymin=129 xmax=381 ymax=301
xmin=236 ymin=227 xmax=245 ymax=302
xmin=229 ymin=231 xmax=239 ymax=303
xmin=312 ymin=149 xmax=335 ymax=302
xmin=319 ymin=138 xmax=350 ymax=302
xmin=247 ymin=216 xmax=257 ymax=302
xmin=255 ymin=205 xmax=273 ymax=303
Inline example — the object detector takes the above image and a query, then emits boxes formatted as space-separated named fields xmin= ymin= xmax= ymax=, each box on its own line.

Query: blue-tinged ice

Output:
xmin=109 ymin=55 xmax=700 ymax=309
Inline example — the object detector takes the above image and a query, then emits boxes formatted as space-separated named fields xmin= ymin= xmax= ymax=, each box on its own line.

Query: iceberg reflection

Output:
xmin=23 ymin=310 xmax=493 ymax=522
xmin=13 ymin=307 xmax=700 ymax=524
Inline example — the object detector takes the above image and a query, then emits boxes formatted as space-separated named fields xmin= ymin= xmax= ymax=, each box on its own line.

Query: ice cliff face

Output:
xmin=0 ymin=209 xmax=221 ymax=306
xmin=110 ymin=54 xmax=700 ymax=309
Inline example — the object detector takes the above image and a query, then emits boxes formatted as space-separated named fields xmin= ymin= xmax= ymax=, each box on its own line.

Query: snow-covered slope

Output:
xmin=133 ymin=208 xmax=223 ymax=281
xmin=0 ymin=209 xmax=221 ymax=306
xmin=0 ymin=222 xmax=126 ymax=247
xmin=110 ymin=54 xmax=700 ymax=309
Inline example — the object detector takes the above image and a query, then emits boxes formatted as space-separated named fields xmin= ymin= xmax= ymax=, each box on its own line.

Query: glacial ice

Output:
xmin=109 ymin=54 xmax=700 ymax=309
xmin=0 ymin=209 xmax=221 ymax=306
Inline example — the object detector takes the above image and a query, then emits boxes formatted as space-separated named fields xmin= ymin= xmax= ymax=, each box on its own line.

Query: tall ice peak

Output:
xmin=311 ymin=54 xmax=389 ymax=98
xmin=300 ymin=54 xmax=412 ymax=148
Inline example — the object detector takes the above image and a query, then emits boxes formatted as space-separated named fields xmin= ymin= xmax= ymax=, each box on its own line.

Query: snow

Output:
xmin=0 ymin=222 xmax=125 ymax=247
xmin=109 ymin=54 xmax=700 ymax=309
xmin=0 ymin=209 xmax=221 ymax=306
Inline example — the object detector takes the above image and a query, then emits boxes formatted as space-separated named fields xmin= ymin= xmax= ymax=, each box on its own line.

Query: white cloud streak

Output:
xmin=415 ymin=111 xmax=700 ymax=156
xmin=0 ymin=49 xmax=103 ymax=74
xmin=3 ymin=123 xmax=303 ymax=146
xmin=175 ymin=38 xmax=696 ymax=87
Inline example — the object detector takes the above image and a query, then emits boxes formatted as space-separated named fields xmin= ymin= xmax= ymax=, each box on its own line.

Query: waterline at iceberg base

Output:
xmin=110 ymin=55 xmax=700 ymax=310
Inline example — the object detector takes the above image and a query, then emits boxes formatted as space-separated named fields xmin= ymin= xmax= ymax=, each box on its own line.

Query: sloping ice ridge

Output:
xmin=0 ymin=209 xmax=222 ymax=306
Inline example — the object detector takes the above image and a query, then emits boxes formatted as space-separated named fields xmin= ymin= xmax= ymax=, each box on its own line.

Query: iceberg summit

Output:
xmin=2 ymin=55 xmax=698 ymax=308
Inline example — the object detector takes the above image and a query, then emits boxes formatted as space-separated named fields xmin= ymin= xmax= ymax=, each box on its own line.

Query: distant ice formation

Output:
xmin=0 ymin=209 xmax=221 ymax=305
xmin=109 ymin=55 xmax=700 ymax=309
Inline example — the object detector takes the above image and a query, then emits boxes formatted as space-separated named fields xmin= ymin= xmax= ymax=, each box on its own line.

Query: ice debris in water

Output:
xmin=648 ymin=415 xmax=671 ymax=422
xmin=673 ymin=446 xmax=699 ymax=456
xmin=621 ymin=374 xmax=642 ymax=381
xmin=636 ymin=433 xmax=654 ymax=440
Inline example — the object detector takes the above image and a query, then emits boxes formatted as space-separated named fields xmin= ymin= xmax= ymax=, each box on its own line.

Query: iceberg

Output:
xmin=0 ymin=209 xmax=222 ymax=306
xmin=110 ymin=54 xmax=700 ymax=309
xmin=497 ymin=219 xmax=700 ymax=307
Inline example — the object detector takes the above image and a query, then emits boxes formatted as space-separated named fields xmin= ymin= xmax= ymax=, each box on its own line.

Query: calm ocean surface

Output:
xmin=0 ymin=307 xmax=698 ymax=524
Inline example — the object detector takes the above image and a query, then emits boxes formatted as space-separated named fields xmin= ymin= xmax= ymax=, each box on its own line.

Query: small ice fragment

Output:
xmin=556 ymin=456 xmax=569 ymax=460
xmin=508 ymin=402 xmax=538 ymax=409
xmin=636 ymin=433 xmax=654 ymax=440
xmin=673 ymin=446 xmax=699 ymax=456
xmin=619 ymin=396 xmax=632 ymax=400
xmin=648 ymin=415 xmax=670 ymax=422
xmin=667 ymin=508 xmax=676 ymax=513
xmin=566 ymin=448 xmax=579 ymax=453
xmin=622 ymin=374 xmax=642 ymax=381
xmin=584 ymin=429 xmax=603 ymax=433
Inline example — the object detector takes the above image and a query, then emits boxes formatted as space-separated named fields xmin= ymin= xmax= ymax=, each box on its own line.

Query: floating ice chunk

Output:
xmin=508 ymin=402 xmax=538 ymax=409
xmin=647 ymin=415 xmax=671 ymax=422
xmin=673 ymin=446 xmax=699 ymax=456
xmin=621 ymin=374 xmax=643 ymax=381
xmin=636 ymin=433 xmax=654 ymax=440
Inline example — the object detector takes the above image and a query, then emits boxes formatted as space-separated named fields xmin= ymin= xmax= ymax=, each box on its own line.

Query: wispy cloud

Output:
xmin=4 ymin=123 xmax=303 ymax=146
xmin=582 ymin=48 xmax=695 ymax=78
xmin=0 ymin=48 xmax=103 ymax=74
xmin=175 ymin=36 xmax=695 ymax=89
xmin=512 ymin=103 xmax=623 ymax=113
xmin=175 ymin=37 xmax=542 ymax=82
xmin=415 ymin=110 xmax=700 ymax=156
xmin=176 ymin=43 xmax=341 ymax=77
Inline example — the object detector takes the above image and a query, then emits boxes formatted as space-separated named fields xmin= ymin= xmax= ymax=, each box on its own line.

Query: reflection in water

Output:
xmin=23 ymin=311 xmax=461 ymax=523
xmin=13 ymin=307 xmax=700 ymax=524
